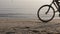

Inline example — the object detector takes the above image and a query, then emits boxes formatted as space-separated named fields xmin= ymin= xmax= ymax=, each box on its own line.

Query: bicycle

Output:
xmin=37 ymin=0 xmax=60 ymax=22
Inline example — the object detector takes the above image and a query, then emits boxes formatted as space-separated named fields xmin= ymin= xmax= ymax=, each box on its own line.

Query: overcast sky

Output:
xmin=0 ymin=0 xmax=52 ymax=14
xmin=0 ymin=0 xmax=52 ymax=8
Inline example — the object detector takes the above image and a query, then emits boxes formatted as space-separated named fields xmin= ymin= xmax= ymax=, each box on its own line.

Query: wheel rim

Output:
xmin=38 ymin=5 xmax=54 ymax=21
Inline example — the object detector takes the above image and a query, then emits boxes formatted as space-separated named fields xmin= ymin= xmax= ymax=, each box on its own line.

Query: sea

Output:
xmin=0 ymin=8 xmax=38 ymax=19
xmin=0 ymin=8 xmax=59 ymax=20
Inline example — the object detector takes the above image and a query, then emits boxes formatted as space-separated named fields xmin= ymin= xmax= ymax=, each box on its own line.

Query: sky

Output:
xmin=0 ymin=0 xmax=52 ymax=14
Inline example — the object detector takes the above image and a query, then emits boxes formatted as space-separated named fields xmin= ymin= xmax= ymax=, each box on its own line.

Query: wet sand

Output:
xmin=0 ymin=19 xmax=60 ymax=34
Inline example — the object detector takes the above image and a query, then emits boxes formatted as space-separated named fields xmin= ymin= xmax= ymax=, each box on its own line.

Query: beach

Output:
xmin=0 ymin=18 xmax=60 ymax=34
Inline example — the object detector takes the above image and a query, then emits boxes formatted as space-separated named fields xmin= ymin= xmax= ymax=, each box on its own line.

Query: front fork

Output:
xmin=45 ymin=3 xmax=53 ymax=14
xmin=45 ymin=6 xmax=50 ymax=14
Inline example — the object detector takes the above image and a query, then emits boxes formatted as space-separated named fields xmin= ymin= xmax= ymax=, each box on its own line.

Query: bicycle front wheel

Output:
xmin=37 ymin=5 xmax=55 ymax=22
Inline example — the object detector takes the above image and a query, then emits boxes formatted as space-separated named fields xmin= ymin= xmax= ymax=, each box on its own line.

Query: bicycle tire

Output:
xmin=37 ymin=5 xmax=55 ymax=22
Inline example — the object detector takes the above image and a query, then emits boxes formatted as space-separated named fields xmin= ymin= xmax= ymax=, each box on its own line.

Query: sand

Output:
xmin=0 ymin=18 xmax=60 ymax=34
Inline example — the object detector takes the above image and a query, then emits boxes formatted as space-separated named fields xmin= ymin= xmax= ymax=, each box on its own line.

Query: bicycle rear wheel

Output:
xmin=37 ymin=5 xmax=55 ymax=22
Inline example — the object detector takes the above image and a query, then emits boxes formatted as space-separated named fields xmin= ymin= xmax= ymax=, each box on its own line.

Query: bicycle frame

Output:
xmin=50 ymin=0 xmax=59 ymax=12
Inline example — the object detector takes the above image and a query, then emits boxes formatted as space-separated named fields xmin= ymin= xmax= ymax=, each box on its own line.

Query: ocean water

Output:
xmin=0 ymin=8 xmax=38 ymax=19
xmin=0 ymin=11 xmax=59 ymax=20
xmin=0 ymin=13 xmax=37 ymax=19
xmin=0 ymin=8 xmax=59 ymax=20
